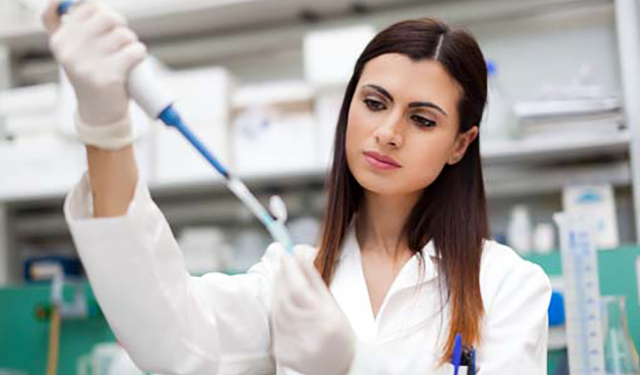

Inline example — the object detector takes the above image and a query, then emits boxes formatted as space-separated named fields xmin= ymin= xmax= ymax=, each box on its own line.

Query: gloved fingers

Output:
xmin=271 ymin=296 xmax=307 ymax=345
xmin=294 ymin=252 xmax=330 ymax=295
xmin=271 ymin=303 xmax=302 ymax=337
xmin=54 ymin=2 xmax=122 ymax=52
xmin=107 ymin=41 xmax=147 ymax=77
xmin=272 ymin=301 xmax=327 ymax=353
xmin=273 ymin=281 xmax=320 ymax=323
xmin=277 ymin=254 xmax=317 ymax=309
xmin=49 ymin=34 xmax=89 ymax=73
xmin=98 ymin=26 xmax=139 ymax=55
xmin=293 ymin=254 xmax=338 ymax=312
xmin=83 ymin=3 xmax=127 ymax=38
xmin=42 ymin=0 xmax=97 ymax=35
xmin=66 ymin=0 xmax=100 ymax=25
xmin=292 ymin=244 xmax=316 ymax=261
xmin=272 ymin=326 xmax=315 ymax=372
xmin=47 ymin=2 xmax=99 ymax=60
xmin=280 ymin=253 xmax=306 ymax=285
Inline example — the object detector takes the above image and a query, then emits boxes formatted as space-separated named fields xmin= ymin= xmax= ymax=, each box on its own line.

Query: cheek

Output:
xmin=398 ymin=135 xmax=454 ymax=191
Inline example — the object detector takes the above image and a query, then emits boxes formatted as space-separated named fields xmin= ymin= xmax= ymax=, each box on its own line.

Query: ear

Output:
xmin=447 ymin=126 xmax=479 ymax=165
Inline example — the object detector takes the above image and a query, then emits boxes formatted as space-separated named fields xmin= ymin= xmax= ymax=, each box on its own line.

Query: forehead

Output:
xmin=359 ymin=53 xmax=461 ymax=109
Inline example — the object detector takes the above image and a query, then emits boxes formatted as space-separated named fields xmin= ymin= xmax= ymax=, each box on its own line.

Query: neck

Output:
xmin=356 ymin=190 xmax=421 ymax=259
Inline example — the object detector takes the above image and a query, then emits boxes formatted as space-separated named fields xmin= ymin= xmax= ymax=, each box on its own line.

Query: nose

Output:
xmin=373 ymin=116 xmax=403 ymax=148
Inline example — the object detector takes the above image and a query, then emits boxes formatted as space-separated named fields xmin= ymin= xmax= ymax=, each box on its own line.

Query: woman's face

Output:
xmin=346 ymin=53 xmax=478 ymax=198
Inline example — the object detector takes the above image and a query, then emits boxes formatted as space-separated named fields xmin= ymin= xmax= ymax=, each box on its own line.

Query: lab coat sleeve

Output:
xmin=64 ymin=173 xmax=277 ymax=375
xmin=477 ymin=243 xmax=552 ymax=374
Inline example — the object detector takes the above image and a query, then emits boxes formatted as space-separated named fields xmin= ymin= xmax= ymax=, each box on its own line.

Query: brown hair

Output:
xmin=313 ymin=18 xmax=489 ymax=362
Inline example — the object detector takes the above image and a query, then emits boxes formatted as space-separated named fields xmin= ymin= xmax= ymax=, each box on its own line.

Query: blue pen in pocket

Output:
xmin=469 ymin=348 xmax=476 ymax=375
xmin=451 ymin=334 xmax=478 ymax=375
xmin=451 ymin=333 xmax=462 ymax=375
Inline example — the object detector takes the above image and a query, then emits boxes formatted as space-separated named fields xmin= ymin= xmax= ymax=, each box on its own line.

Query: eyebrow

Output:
xmin=362 ymin=84 xmax=448 ymax=116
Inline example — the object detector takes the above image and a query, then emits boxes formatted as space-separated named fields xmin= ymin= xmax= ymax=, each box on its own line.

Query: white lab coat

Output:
xmin=64 ymin=173 xmax=551 ymax=375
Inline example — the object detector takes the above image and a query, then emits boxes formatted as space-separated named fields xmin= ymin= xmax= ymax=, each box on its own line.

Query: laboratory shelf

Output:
xmin=2 ymin=0 xmax=618 ymax=84
xmin=5 ymin=157 xmax=632 ymax=239
xmin=480 ymin=130 xmax=631 ymax=165
xmin=0 ymin=0 xmax=413 ymax=53
xmin=0 ymin=0 xmax=611 ymax=54
xmin=0 ymin=128 xmax=632 ymax=204
xmin=483 ymin=160 xmax=631 ymax=198
xmin=11 ymin=167 xmax=328 ymax=238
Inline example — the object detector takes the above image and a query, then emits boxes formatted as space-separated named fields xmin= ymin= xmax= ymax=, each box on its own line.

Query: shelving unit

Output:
xmin=0 ymin=0 xmax=639 ymax=285
xmin=480 ymin=130 xmax=631 ymax=164
xmin=3 ymin=0 xmax=632 ymax=83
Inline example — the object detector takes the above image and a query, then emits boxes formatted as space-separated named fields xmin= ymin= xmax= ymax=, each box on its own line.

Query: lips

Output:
xmin=363 ymin=151 xmax=402 ymax=168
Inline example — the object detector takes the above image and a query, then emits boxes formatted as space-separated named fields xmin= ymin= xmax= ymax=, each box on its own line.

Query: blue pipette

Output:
xmin=57 ymin=0 xmax=295 ymax=253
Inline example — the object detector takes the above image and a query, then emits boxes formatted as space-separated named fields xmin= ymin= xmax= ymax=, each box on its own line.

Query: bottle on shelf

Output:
xmin=507 ymin=205 xmax=532 ymax=255
xmin=602 ymin=295 xmax=640 ymax=374
xmin=482 ymin=60 xmax=517 ymax=142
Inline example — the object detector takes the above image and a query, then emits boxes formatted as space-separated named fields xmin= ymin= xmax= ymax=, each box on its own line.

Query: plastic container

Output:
xmin=482 ymin=60 xmax=517 ymax=141
xmin=602 ymin=296 xmax=640 ymax=374
xmin=507 ymin=205 xmax=532 ymax=255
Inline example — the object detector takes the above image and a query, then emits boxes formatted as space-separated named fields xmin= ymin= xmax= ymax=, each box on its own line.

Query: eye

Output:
xmin=364 ymin=98 xmax=385 ymax=111
xmin=411 ymin=114 xmax=436 ymax=128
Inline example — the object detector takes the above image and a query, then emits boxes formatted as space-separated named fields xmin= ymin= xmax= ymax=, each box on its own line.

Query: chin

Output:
xmin=351 ymin=166 xmax=437 ymax=201
xmin=350 ymin=165 xmax=408 ymax=196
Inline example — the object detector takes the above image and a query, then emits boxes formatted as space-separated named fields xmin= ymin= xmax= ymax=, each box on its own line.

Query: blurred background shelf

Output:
xmin=0 ymin=128 xmax=632 ymax=203
xmin=0 ymin=0 xmax=618 ymax=84
xmin=484 ymin=160 xmax=632 ymax=197
xmin=481 ymin=129 xmax=631 ymax=164
xmin=0 ymin=0 xmax=614 ymax=52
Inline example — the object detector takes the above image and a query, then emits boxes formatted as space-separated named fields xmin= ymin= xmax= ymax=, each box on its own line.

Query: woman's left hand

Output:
xmin=271 ymin=251 xmax=355 ymax=375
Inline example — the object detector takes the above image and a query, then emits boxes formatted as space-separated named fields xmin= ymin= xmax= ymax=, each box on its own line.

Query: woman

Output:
xmin=43 ymin=1 xmax=551 ymax=374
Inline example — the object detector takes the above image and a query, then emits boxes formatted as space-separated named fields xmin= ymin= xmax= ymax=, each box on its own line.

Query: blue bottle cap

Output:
xmin=548 ymin=291 xmax=566 ymax=327
xmin=486 ymin=60 xmax=497 ymax=77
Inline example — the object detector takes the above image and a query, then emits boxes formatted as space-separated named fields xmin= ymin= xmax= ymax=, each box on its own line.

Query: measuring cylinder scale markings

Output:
xmin=555 ymin=212 xmax=605 ymax=375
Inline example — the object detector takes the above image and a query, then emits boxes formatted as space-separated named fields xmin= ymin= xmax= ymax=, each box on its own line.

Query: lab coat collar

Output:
xmin=340 ymin=222 xmax=439 ymax=286
xmin=331 ymin=220 xmax=440 ymax=341
xmin=422 ymin=238 xmax=438 ymax=258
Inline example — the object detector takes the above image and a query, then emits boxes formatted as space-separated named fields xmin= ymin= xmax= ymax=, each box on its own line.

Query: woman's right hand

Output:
xmin=42 ymin=0 xmax=146 ymax=125
xmin=43 ymin=1 xmax=142 ymax=217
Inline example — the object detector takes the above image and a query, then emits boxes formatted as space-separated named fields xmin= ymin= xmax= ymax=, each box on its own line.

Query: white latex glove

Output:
xmin=42 ymin=0 xmax=146 ymax=125
xmin=271 ymin=251 xmax=356 ymax=375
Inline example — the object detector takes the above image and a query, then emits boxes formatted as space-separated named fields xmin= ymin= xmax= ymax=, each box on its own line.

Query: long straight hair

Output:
xmin=313 ymin=18 xmax=489 ymax=361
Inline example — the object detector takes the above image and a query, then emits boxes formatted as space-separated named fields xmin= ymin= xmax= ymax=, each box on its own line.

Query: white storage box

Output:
xmin=303 ymin=25 xmax=376 ymax=87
